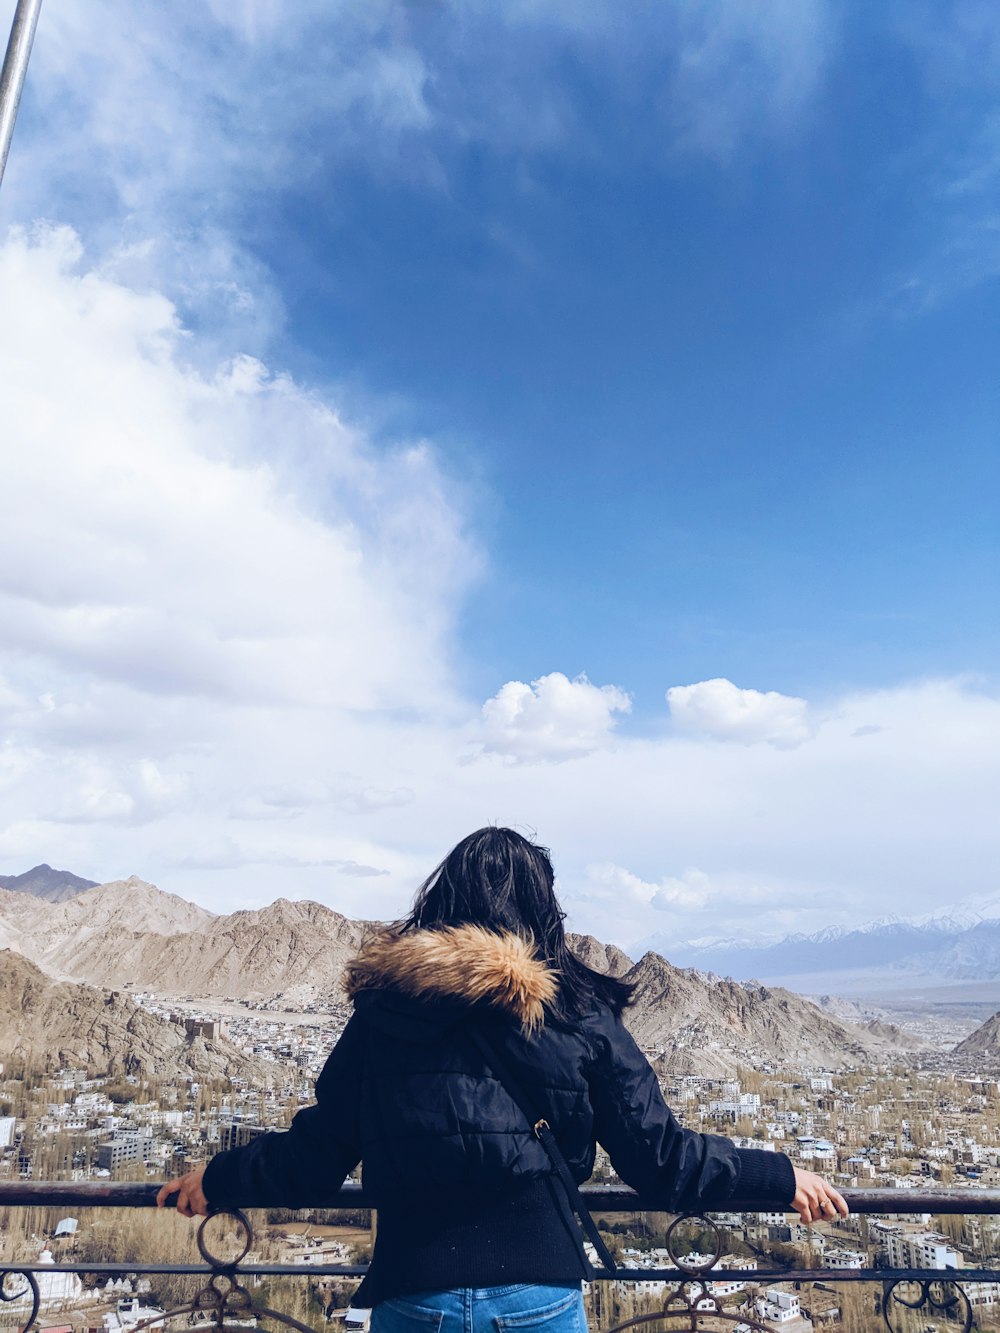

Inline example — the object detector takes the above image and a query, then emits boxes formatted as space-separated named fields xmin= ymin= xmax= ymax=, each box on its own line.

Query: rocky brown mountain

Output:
xmin=566 ymin=931 xmax=633 ymax=977
xmin=619 ymin=951 xmax=922 ymax=1076
xmin=0 ymin=950 xmax=272 ymax=1081
xmin=103 ymin=896 xmax=367 ymax=998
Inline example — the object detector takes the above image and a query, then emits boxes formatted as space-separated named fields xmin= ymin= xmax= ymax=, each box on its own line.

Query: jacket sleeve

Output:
xmin=585 ymin=1007 xmax=795 ymax=1210
xmin=201 ymin=1011 xmax=364 ymax=1208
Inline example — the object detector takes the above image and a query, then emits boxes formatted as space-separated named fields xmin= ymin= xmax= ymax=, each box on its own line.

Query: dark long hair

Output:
xmin=401 ymin=826 xmax=634 ymax=1016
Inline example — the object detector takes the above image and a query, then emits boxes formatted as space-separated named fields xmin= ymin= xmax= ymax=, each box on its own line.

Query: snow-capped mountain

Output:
xmin=633 ymin=896 xmax=1000 ymax=990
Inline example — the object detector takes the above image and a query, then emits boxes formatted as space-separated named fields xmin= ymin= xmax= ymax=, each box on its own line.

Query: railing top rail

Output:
xmin=2 ymin=1180 xmax=1000 ymax=1213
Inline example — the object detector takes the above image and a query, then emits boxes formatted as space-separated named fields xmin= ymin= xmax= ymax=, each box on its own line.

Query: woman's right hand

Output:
xmin=156 ymin=1163 xmax=210 ymax=1217
xmin=791 ymin=1167 xmax=849 ymax=1224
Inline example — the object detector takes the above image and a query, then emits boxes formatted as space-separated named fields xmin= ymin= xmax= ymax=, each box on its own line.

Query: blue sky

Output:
xmin=156 ymin=0 xmax=1000 ymax=709
xmin=1 ymin=1 xmax=998 ymax=948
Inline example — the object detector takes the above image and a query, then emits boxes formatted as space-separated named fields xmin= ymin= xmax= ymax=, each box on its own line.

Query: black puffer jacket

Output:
xmin=203 ymin=926 xmax=795 ymax=1302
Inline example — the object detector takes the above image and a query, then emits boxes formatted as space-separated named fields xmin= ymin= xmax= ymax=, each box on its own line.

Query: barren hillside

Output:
xmin=621 ymin=951 xmax=923 ymax=1076
xmin=953 ymin=1010 xmax=1000 ymax=1057
xmin=0 ymin=950 xmax=272 ymax=1081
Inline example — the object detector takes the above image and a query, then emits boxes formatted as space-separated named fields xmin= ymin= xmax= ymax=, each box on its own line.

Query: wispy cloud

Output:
xmin=665 ymin=0 xmax=836 ymax=161
xmin=7 ymin=2 xmax=840 ymax=245
xmin=859 ymin=5 xmax=1000 ymax=314
xmin=1 ymin=231 xmax=996 ymax=937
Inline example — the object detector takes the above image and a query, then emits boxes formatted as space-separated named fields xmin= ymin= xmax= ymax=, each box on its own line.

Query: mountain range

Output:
xmin=635 ymin=897 xmax=1000 ymax=990
xmin=9 ymin=861 xmax=1000 ymax=992
xmin=1 ymin=877 xmax=365 ymax=996
xmin=0 ymin=873 xmax=940 ymax=1078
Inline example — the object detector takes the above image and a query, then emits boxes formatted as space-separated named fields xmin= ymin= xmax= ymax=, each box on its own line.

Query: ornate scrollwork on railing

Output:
xmin=195 ymin=1209 xmax=254 ymax=1271
xmin=0 ymin=1268 xmax=40 ymax=1333
xmin=882 ymin=1277 xmax=973 ymax=1333
xmin=664 ymin=1212 xmax=724 ymax=1275
xmin=600 ymin=1211 xmax=773 ymax=1333
xmin=603 ymin=1288 xmax=773 ymax=1333
xmin=107 ymin=1210 xmax=323 ymax=1333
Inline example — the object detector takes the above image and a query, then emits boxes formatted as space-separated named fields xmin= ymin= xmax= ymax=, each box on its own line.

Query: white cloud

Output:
xmin=173 ymin=838 xmax=388 ymax=876
xmin=228 ymin=778 xmax=415 ymax=821
xmin=586 ymin=863 xmax=711 ymax=912
xmin=0 ymin=244 xmax=997 ymax=947
xmin=0 ymin=302 xmax=998 ymax=952
xmin=430 ymin=0 xmax=837 ymax=166
xmin=0 ymin=226 xmax=473 ymax=716
xmin=479 ymin=672 xmax=631 ymax=763
xmin=667 ymin=677 xmax=813 ymax=747
xmin=334 ymin=785 xmax=416 ymax=815
xmin=575 ymin=863 xmax=797 ymax=947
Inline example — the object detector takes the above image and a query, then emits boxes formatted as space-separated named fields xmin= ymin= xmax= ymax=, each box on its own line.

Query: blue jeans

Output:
xmin=370 ymin=1285 xmax=587 ymax=1333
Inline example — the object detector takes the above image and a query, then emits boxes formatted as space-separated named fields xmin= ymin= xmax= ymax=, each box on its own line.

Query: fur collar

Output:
xmin=343 ymin=924 xmax=558 ymax=1034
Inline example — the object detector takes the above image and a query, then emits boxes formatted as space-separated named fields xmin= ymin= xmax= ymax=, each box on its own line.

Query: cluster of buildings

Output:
xmin=3 ymin=1073 xmax=318 ymax=1182
xmin=585 ymin=1215 xmax=992 ymax=1331
xmin=137 ymin=989 xmax=352 ymax=1073
xmin=4 ymin=999 xmax=1000 ymax=1332
xmin=661 ymin=1068 xmax=1000 ymax=1191
xmin=586 ymin=1064 xmax=1000 ymax=1329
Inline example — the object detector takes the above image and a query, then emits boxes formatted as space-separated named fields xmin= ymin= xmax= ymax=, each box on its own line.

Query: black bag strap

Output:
xmin=468 ymin=1025 xmax=617 ymax=1276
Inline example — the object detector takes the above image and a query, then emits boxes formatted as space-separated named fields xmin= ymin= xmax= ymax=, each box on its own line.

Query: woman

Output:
xmin=158 ymin=827 xmax=847 ymax=1332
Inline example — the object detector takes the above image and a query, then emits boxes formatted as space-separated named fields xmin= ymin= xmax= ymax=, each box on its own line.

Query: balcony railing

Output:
xmin=1 ymin=1183 xmax=999 ymax=1333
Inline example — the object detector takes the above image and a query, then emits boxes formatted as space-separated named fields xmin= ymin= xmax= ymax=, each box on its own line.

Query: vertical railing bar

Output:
xmin=0 ymin=0 xmax=43 ymax=191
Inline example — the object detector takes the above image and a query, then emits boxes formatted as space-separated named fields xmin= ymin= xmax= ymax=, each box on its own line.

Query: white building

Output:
xmin=885 ymin=1231 xmax=962 ymax=1270
xmin=0 ymin=1114 xmax=15 ymax=1147
xmin=612 ymin=1279 xmax=669 ymax=1298
xmin=103 ymin=1297 xmax=166 ymax=1333
xmin=709 ymin=1257 xmax=757 ymax=1296
xmin=796 ymin=1136 xmax=836 ymax=1164
xmin=755 ymin=1288 xmax=813 ymax=1330
xmin=710 ymin=1100 xmax=741 ymax=1117
xmin=825 ymin=1248 xmax=868 ymax=1269
xmin=35 ymin=1248 xmax=83 ymax=1307
xmin=966 ymin=1283 xmax=1000 ymax=1312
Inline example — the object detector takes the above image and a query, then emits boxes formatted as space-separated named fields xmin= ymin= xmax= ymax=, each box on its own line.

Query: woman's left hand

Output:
xmin=791 ymin=1167 xmax=849 ymax=1224
xmin=156 ymin=1163 xmax=210 ymax=1217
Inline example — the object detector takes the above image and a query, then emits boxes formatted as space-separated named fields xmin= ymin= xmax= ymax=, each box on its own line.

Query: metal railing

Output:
xmin=1 ymin=1182 xmax=998 ymax=1333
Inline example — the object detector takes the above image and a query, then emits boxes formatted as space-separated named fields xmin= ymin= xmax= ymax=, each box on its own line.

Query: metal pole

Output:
xmin=0 ymin=0 xmax=43 ymax=191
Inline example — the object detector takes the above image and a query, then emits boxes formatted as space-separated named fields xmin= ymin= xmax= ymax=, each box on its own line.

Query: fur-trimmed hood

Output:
xmin=343 ymin=924 xmax=558 ymax=1033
